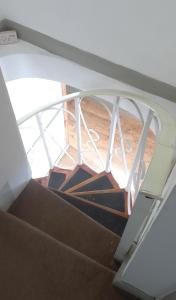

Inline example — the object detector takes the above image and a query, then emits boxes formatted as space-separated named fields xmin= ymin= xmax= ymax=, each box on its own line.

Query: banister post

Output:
xmin=75 ymin=98 xmax=82 ymax=165
xmin=36 ymin=113 xmax=53 ymax=169
xmin=126 ymin=109 xmax=154 ymax=213
xmin=105 ymin=97 xmax=120 ymax=172
xmin=116 ymin=107 xmax=128 ymax=177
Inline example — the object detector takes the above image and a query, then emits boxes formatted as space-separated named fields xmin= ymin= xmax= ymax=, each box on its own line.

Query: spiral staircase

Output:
xmin=1 ymin=88 xmax=174 ymax=299
xmin=36 ymin=164 xmax=128 ymax=236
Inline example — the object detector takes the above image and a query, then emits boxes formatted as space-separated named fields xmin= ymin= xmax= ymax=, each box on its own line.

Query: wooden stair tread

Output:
xmin=49 ymin=166 xmax=72 ymax=177
xmin=53 ymin=189 xmax=127 ymax=218
xmin=48 ymin=167 xmax=72 ymax=190
xmin=60 ymin=164 xmax=97 ymax=191
xmin=48 ymin=172 xmax=66 ymax=189
xmin=54 ymin=190 xmax=128 ymax=236
xmin=72 ymin=189 xmax=127 ymax=215
xmin=73 ymin=188 xmax=122 ymax=195
xmin=66 ymin=171 xmax=120 ymax=193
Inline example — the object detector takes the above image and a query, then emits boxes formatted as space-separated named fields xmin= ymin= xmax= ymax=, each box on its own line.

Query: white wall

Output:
xmin=0 ymin=68 xmax=31 ymax=210
xmin=6 ymin=78 xmax=62 ymax=120
xmin=115 ymin=192 xmax=156 ymax=262
xmin=0 ymin=11 xmax=5 ymax=21
xmin=1 ymin=0 xmax=176 ymax=87
xmin=1 ymin=40 xmax=176 ymax=121
xmin=115 ymin=165 xmax=176 ymax=298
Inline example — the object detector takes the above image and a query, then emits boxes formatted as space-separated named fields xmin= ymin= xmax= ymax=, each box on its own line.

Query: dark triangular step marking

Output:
xmin=60 ymin=164 xmax=97 ymax=192
xmin=53 ymin=190 xmax=127 ymax=236
xmin=48 ymin=167 xmax=72 ymax=190
xmin=35 ymin=167 xmax=72 ymax=189
xmin=66 ymin=171 xmax=120 ymax=193
xmin=72 ymin=189 xmax=127 ymax=215
xmin=48 ymin=172 xmax=66 ymax=189
xmin=53 ymin=189 xmax=127 ymax=218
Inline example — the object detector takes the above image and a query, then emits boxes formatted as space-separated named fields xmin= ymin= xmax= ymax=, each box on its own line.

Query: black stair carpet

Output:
xmin=61 ymin=167 xmax=94 ymax=192
xmin=54 ymin=191 xmax=127 ymax=236
xmin=76 ymin=191 xmax=125 ymax=213
xmin=71 ymin=175 xmax=115 ymax=193
xmin=48 ymin=172 xmax=66 ymax=190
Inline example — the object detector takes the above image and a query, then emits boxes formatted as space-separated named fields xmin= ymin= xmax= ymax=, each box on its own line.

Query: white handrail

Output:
xmin=126 ymin=99 xmax=144 ymax=125
xmin=36 ymin=114 xmax=53 ymax=169
xmin=17 ymin=89 xmax=176 ymax=199
xmin=134 ymin=110 xmax=154 ymax=197
xmin=75 ymin=98 xmax=82 ymax=165
xmin=126 ymin=109 xmax=154 ymax=213
xmin=116 ymin=103 xmax=128 ymax=176
xmin=80 ymin=106 xmax=105 ymax=168
xmin=105 ymin=97 xmax=120 ymax=172
xmin=126 ymin=109 xmax=154 ymax=192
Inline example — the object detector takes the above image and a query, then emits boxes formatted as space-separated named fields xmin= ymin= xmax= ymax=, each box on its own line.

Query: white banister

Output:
xmin=17 ymin=89 xmax=176 ymax=205
xmin=36 ymin=113 xmax=53 ymax=169
xmin=80 ymin=106 xmax=105 ymax=169
xmin=75 ymin=98 xmax=82 ymax=165
xmin=126 ymin=109 xmax=154 ymax=212
xmin=105 ymin=97 xmax=120 ymax=172
xmin=116 ymin=106 xmax=128 ymax=177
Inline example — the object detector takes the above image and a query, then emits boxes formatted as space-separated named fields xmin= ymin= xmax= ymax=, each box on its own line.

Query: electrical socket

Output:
xmin=0 ymin=30 xmax=18 ymax=45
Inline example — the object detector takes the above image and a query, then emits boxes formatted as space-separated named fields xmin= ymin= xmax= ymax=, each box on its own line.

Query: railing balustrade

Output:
xmin=18 ymin=89 xmax=176 ymax=213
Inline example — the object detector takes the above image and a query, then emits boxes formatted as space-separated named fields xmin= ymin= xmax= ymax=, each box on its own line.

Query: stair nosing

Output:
xmin=73 ymin=189 xmax=128 ymax=217
xmin=59 ymin=164 xmax=97 ymax=191
xmin=65 ymin=171 xmax=120 ymax=193
xmin=72 ymin=188 xmax=124 ymax=196
xmin=52 ymin=189 xmax=127 ymax=218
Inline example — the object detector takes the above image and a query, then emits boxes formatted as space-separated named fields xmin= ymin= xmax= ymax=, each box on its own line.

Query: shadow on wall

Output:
xmin=0 ymin=68 xmax=31 ymax=209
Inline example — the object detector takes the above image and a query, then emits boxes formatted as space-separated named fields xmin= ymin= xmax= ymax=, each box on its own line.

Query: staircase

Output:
xmin=0 ymin=164 xmax=139 ymax=299
xmin=0 ymin=77 xmax=173 ymax=299
xmin=37 ymin=164 xmax=128 ymax=236
xmin=6 ymin=87 xmax=173 ymax=299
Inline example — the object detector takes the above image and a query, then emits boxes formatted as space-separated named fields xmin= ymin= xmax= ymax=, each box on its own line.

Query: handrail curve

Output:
xmin=18 ymin=89 xmax=176 ymax=198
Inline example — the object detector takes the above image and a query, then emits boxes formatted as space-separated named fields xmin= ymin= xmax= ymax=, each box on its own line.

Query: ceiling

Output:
xmin=0 ymin=0 xmax=176 ymax=87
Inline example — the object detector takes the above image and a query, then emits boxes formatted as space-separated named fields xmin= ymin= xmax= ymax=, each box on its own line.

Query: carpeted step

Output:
xmin=66 ymin=171 xmax=120 ymax=193
xmin=48 ymin=171 xmax=66 ymax=189
xmin=54 ymin=190 xmax=126 ymax=218
xmin=73 ymin=189 xmax=128 ymax=217
xmin=48 ymin=167 xmax=72 ymax=189
xmin=60 ymin=164 xmax=97 ymax=191
xmin=9 ymin=179 xmax=120 ymax=270
xmin=0 ymin=210 xmax=138 ymax=300
xmin=54 ymin=190 xmax=128 ymax=236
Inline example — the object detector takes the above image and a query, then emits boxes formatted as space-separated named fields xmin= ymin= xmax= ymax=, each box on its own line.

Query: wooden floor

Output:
xmin=57 ymin=97 xmax=155 ymax=187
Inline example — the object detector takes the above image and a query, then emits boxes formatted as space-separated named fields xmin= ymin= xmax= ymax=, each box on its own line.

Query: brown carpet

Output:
xmin=9 ymin=179 xmax=120 ymax=270
xmin=0 ymin=210 xmax=138 ymax=300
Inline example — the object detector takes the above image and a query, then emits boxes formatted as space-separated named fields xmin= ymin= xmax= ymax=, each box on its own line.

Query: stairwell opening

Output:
xmin=5 ymin=79 xmax=156 ymax=216
xmin=59 ymin=89 xmax=155 ymax=189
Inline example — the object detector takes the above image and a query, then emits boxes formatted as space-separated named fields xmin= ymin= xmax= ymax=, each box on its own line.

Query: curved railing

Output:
xmin=17 ymin=89 xmax=176 ymax=214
